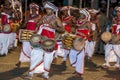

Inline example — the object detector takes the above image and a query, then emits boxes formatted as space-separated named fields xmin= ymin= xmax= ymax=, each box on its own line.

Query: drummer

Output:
xmin=57 ymin=6 xmax=77 ymax=63
xmin=86 ymin=9 xmax=100 ymax=59
xmin=69 ymin=9 xmax=91 ymax=78
xmin=37 ymin=1 xmax=64 ymax=79
xmin=0 ymin=1 xmax=14 ymax=55
xmin=111 ymin=7 xmax=120 ymax=68
xmin=16 ymin=3 xmax=40 ymax=68
xmin=102 ymin=7 xmax=120 ymax=69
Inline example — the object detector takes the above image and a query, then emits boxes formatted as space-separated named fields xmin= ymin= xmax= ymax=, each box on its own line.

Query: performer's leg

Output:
xmin=43 ymin=51 xmax=55 ymax=79
xmin=75 ymin=49 xmax=85 ymax=77
xmin=69 ymin=49 xmax=78 ymax=67
xmin=62 ymin=49 xmax=69 ymax=61
xmin=102 ymin=44 xmax=112 ymax=68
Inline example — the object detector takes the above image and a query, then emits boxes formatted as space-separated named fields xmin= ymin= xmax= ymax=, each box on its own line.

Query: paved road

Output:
xmin=0 ymin=45 xmax=120 ymax=80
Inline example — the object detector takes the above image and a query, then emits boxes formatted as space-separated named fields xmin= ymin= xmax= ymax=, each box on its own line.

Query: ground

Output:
xmin=0 ymin=44 xmax=120 ymax=80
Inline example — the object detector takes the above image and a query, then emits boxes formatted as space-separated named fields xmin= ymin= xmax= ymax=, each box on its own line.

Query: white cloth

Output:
xmin=75 ymin=49 xmax=85 ymax=74
xmin=0 ymin=33 xmax=10 ymax=55
xmin=29 ymin=48 xmax=44 ymax=75
xmin=86 ymin=41 xmax=96 ymax=58
xmin=56 ymin=41 xmax=65 ymax=57
xmin=0 ymin=33 xmax=4 ymax=55
xmin=69 ymin=48 xmax=85 ymax=74
xmin=43 ymin=50 xmax=56 ymax=78
xmin=112 ymin=44 xmax=120 ymax=67
xmin=69 ymin=49 xmax=78 ymax=67
xmin=19 ymin=42 xmax=32 ymax=62
xmin=8 ymin=33 xmax=16 ymax=49
xmin=103 ymin=44 xmax=117 ymax=66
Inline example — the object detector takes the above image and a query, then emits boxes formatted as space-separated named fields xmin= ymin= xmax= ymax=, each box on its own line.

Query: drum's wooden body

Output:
xmin=19 ymin=29 xmax=35 ymax=42
xmin=62 ymin=34 xmax=76 ymax=50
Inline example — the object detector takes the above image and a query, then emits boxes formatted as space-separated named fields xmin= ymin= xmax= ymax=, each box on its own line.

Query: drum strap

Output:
xmin=112 ymin=46 xmax=120 ymax=58
xmin=77 ymin=48 xmax=85 ymax=55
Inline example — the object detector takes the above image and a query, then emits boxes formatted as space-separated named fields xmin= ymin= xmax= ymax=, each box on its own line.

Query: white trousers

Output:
xmin=8 ymin=33 xmax=16 ymax=49
xmin=19 ymin=42 xmax=32 ymax=62
xmin=104 ymin=44 xmax=118 ymax=67
xmin=0 ymin=33 xmax=9 ymax=55
xmin=29 ymin=48 xmax=44 ymax=76
xmin=75 ymin=49 xmax=85 ymax=74
xmin=112 ymin=44 xmax=120 ymax=67
xmin=69 ymin=49 xmax=85 ymax=74
xmin=43 ymin=50 xmax=56 ymax=78
xmin=86 ymin=41 xmax=96 ymax=58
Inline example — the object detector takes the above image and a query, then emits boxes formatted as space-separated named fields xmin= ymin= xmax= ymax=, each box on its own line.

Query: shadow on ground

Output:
xmin=50 ymin=61 xmax=67 ymax=77
xmin=84 ymin=57 xmax=100 ymax=72
xmin=67 ymin=76 xmax=83 ymax=80
xmin=0 ymin=67 xmax=28 ymax=80
xmin=103 ymin=69 xmax=120 ymax=80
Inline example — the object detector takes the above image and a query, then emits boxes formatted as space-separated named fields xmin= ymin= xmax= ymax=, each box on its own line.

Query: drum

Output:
xmin=101 ymin=31 xmax=112 ymax=43
xmin=30 ymin=34 xmax=42 ymax=48
xmin=62 ymin=34 xmax=76 ymax=49
xmin=73 ymin=37 xmax=85 ymax=51
xmin=11 ymin=23 xmax=19 ymax=32
xmin=19 ymin=29 xmax=35 ymax=42
xmin=2 ymin=24 xmax=11 ymax=33
xmin=110 ymin=34 xmax=120 ymax=44
xmin=41 ymin=39 xmax=56 ymax=52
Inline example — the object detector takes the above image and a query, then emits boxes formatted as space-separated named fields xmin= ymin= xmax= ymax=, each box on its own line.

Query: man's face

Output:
xmin=63 ymin=10 xmax=68 ymax=15
xmin=45 ymin=8 xmax=53 ymax=15
xmin=117 ymin=11 xmax=120 ymax=17
xmin=32 ymin=8 xmax=37 ymax=13
xmin=80 ymin=13 xmax=86 ymax=20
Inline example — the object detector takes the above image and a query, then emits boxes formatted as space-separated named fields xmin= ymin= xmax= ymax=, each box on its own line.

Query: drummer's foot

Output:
xmin=16 ymin=62 xmax=21 ymax=68
xmin=102 ymin=64 xmax=110 ymax=69
xmin=52 ymin=58 xmax=57 ymax=64
xmin=61 ymin=61 xmax=66 ymax=65
xmin=114 ymin=64 xmax=120 ymax=69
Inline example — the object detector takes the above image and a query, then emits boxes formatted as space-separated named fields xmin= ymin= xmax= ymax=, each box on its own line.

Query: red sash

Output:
xmin=1 ymin=14 xmax=8 ymax=25
xmin=76 ymin=29 xmax=91 ymax=40
xmin=26 ymin=20 xmax=36 ymax=31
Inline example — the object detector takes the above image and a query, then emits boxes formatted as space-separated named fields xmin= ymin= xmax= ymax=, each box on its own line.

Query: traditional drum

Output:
xmin=73 ymin=37 xmax=85 ymax=51
xmin=41 ymin=39 xmax=56 ymax=52
xmin=30 ymin=34 xmax=42 ymax=48
xmin=19 ymin=29 xmax=35 ymax=42
xmin=10 ymin=23 xmax=19 ymax=32
xmin=62 ymin=34 xmax=76 ymax=50
xmin=2 ymin=24 xmax=11 ymax=33
xmin=110 ymin=34 xmax=120 ymax=44
xmin=101 ymin=31 xmax=112 ymax=43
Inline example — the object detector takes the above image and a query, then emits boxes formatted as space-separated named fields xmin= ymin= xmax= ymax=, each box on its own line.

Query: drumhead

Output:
xmin=73 ymin=37 xmax=85 ymax=51
xmin=30 ymin=34 xmax=42 ymax=48
xmin=41 ymin=39 xmax=56 ymax=50
xmin=3 ymin=24 xmax=11 ymax=33
xmin=101 ymin=31 xmax=112 ymax=43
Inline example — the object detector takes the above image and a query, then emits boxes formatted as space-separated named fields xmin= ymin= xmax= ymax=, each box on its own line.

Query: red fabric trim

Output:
xmin=71 ymin=61 xmax=77 ymax=66
xmin=62 ymin=16 xmax=73 ymax=22
xmin=44 ymin=67 xmax=50 ymax=72
xmin=29 ymin=60 xmax=44 ymax=72
xmin=22 ymin=47 xmax=30 ymax=58
xmin=112 ymin=47 xmax=120 ymax=58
